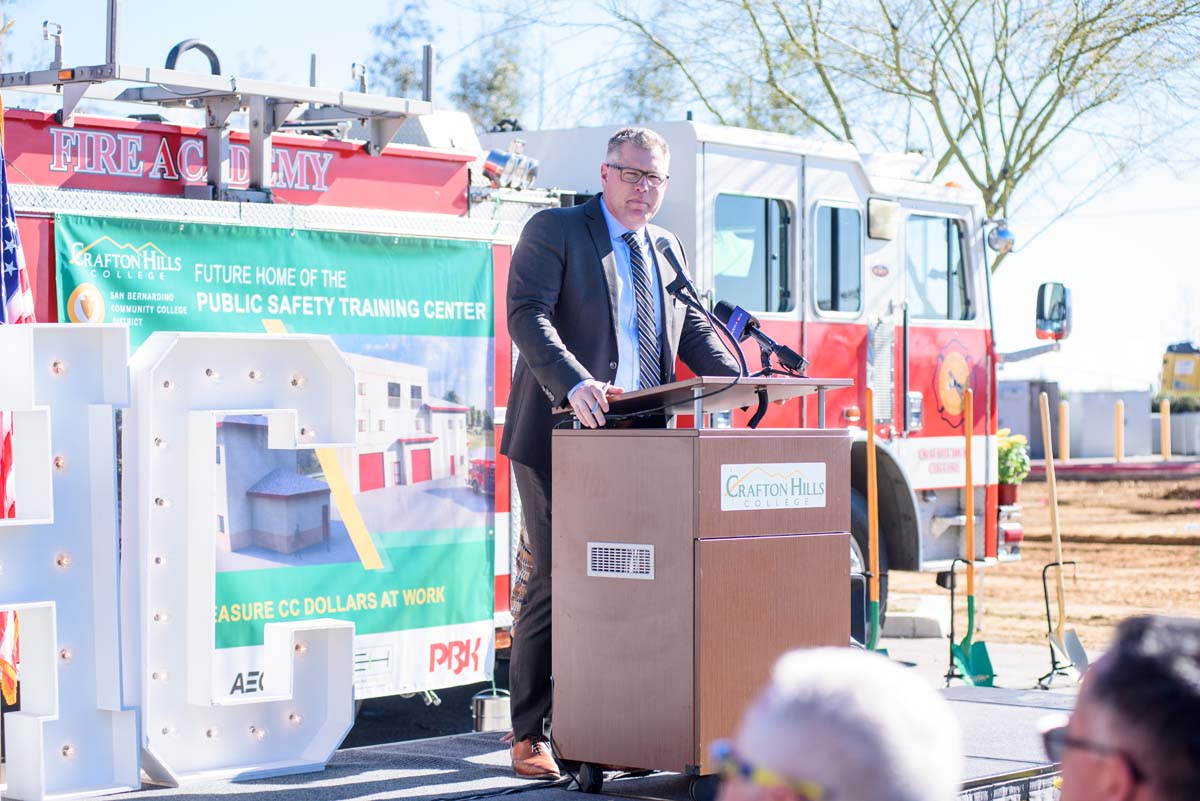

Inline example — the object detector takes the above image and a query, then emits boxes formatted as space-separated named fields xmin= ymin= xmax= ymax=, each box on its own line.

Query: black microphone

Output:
xmin=713 ymin=301 xmax=808 ymax=375
xmin=712 ymin=301 xmax=754 ymax=342
xmin=653 ymin=236 xmax=702 ymax=304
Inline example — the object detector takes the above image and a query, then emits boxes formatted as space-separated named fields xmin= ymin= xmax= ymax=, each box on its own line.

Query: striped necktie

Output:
xmin=621 ymin=230 xmax=661 ymax=389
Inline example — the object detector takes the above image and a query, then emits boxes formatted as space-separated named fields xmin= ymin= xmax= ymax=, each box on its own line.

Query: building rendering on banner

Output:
xmin=215 ymin=415 xmax=332 ymax=554
xmin=342 ymin=352 xmax=470 ymax=493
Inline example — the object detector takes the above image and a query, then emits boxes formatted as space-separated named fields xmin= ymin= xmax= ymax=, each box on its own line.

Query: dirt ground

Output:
xmin=889 ymin=477 xmax=1200 ymax=651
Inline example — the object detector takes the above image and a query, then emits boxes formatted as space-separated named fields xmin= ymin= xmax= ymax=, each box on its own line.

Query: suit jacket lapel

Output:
xmin=584 ymin=196 xmax=621 ymax=339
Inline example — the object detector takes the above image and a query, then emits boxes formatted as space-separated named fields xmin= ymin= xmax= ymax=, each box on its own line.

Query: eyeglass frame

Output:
xmin=604 ymin=163 xmax=669 ymax=188
xmin=1041 ymin=725 xmax=1146 ymax=783
xmin=709 ymin=738 xmax=834 ymax=800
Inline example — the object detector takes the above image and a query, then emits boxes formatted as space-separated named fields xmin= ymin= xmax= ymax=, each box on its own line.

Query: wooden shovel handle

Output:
xmin=1039 ymin=392 xmax=1069 ymax=641
xmin=965 ymin=389 xmax=975 ymax=598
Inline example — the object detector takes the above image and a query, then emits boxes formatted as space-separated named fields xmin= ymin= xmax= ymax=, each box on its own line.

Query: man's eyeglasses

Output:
xmin=605 ymin=163 xmax=669 ymax=188
xmin=709 ymin=739 xmax=834 ymax=800
xmin=1041 ymin=725 xmax=1146 ymax=783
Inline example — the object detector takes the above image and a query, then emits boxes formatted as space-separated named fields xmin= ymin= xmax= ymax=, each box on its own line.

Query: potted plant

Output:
xmin=997 ymin=428 xmax=1031 ymax=505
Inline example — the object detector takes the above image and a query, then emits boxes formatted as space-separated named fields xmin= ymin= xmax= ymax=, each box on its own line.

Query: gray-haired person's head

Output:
xmin=606 ymin=127 xmax=670 ymax=161
xmin=730 ymin=648 xmax=962 ymax=801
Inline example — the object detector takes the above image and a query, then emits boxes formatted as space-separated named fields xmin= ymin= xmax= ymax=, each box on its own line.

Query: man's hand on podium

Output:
xmin=568 ymin=379 xmax=625 ymax=428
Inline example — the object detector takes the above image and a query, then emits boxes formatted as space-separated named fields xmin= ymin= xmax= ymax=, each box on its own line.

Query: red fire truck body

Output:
xmin=489 ymin=123 xmax=1045 ymax=602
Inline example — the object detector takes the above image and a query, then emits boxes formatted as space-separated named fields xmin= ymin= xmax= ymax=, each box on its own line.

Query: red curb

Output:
xmin=1027 ymin=458 xmax=1200 ymax=481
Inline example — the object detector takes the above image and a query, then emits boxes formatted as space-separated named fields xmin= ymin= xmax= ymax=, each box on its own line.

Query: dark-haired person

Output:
xmin=501 ymin=126 xmax=737 ymax=779
xmin=1043 ymin=614 xmax=1200 ymax=801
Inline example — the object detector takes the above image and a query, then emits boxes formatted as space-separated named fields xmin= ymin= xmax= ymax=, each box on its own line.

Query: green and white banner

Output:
xmin=57 ymin=214 xmax=492 ymax=341
xmin=56 ymin=214 xmax=497 ymax=698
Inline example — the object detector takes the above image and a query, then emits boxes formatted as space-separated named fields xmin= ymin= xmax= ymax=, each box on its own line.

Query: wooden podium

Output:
xmin=550 ymin=377 xmax=852 ymax=781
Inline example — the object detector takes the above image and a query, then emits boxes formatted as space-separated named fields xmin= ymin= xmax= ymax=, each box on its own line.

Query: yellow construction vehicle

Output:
xmin=1162 ymin=342 xmax=1200 ymax=399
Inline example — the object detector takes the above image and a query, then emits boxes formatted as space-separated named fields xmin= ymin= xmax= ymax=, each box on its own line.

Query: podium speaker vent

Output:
xmin=587 ymin=542 xmax=655 ymax=580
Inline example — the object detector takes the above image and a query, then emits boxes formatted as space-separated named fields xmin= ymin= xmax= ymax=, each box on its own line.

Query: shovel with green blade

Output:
xmin=950 ymin=389 xmax=995 ymax=686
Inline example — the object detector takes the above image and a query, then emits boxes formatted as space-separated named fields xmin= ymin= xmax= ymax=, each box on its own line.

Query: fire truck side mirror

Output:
xmin=867 ymin=198 xmax=900 ymax=241
xmin=1035 ymin=282 xmax=1072 ymax=341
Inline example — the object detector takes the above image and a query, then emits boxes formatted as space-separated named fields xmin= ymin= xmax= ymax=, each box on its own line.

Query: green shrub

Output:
xmin=997 ymin=428 xmax=1031 ymax=485
xmin=1152 ymin=394 xmax=1200 ymax=413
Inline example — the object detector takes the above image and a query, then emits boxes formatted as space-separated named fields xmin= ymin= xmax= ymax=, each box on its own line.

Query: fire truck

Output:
xmin=486 ymin=123 xmax=1071 ymax=617
xmin=5 ymin=43 xmax=1068 ymax=671
xmin=468 ymin=458 xmax=497 ymax=495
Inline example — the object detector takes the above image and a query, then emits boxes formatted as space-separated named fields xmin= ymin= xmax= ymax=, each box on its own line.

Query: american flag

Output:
xmin=1 ymin=125 xmax=34 ymax=521
xmin=1 ymin=102 xmax=32 ymax=704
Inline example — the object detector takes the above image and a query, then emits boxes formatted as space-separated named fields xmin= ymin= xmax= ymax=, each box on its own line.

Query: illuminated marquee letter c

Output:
xmin=122 ymin=333 xmax=356 ymax=784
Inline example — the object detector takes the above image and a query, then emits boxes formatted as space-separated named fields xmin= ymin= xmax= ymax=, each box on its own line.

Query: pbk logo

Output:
xmin=429 ymin=638 xmax=482 ymax=676
xmin=230 ymin=671 xmax=265 ymax=694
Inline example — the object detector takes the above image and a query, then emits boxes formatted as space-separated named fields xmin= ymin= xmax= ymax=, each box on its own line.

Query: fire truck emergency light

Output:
xmin=483 ymin=146 xmax=539 ymax=190
xmin=986 ymin=219 xmax=1015 ymax=254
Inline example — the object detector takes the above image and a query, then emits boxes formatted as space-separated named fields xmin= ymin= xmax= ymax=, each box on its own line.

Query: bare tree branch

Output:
xmin=582 ymin=0 xmax=1200 ymax=272
xmin=608 ymin=4 xmax=731 ymax=124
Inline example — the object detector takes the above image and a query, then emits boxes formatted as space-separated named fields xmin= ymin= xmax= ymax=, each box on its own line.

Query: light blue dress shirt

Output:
xmin=599 ymin=199 xmax=664 ymax=391
xmin=567 ymin=200 xmax=666 ymax=403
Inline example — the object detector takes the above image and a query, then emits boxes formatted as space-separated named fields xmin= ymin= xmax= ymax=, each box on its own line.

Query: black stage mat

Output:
xmin=109 ymin=687 xmax=1070 ymax=801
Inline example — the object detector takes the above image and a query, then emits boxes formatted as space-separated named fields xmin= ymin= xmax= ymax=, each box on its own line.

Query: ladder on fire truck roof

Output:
xmin=0 ymin=0 xmax=435 ymax=202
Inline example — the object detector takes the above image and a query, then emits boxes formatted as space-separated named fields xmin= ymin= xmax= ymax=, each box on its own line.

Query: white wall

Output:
xmin=1069 ymin=390 xmax=1152 ymax=458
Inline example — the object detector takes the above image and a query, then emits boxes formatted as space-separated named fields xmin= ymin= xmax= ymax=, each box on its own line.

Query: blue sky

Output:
xmin=7 ymin=0 xmax=1200 ymax=391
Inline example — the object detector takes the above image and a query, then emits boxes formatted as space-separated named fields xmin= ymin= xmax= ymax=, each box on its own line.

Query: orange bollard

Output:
xmin=1114 ymin=399 xmax=1125 ymax=463
xmin=1058 ymin=400 xmax=1070 ymax=463
xmin=1161 ymin=399 xmax=1171 ymax=461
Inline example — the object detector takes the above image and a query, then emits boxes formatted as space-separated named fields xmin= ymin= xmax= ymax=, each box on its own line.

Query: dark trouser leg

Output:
xmin=509 ymin=461 xmax=553 ymax=741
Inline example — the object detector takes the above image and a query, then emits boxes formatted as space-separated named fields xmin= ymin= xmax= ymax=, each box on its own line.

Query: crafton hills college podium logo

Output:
xmin=720 ymin=462 xmax=827 ymax=512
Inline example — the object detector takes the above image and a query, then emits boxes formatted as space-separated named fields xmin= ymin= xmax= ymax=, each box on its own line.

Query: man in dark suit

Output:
xmin=501 ymin=127 xmax=739 ymax=778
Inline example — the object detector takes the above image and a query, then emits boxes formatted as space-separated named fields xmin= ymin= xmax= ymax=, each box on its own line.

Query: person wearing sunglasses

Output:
xmin=501 ymin=127 xmax=738 ymax=779
xmin=1041 ymin=615 xmax=1200 ymax=801
xmin=714 ymin=648 xmax=962 ymax=801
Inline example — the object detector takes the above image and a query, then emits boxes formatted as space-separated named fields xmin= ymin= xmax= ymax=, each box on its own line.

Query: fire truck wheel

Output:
xmin=850 ymin=490 xmax=889 ymax=624
xmin=579 ymin=762 xmax=604 ymax=793
xmin=470 ymin=479 xmax=480 ymax=493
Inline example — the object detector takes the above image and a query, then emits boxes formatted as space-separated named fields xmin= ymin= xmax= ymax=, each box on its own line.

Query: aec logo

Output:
xmin=229 ymin=670 xmax=265 ymax=694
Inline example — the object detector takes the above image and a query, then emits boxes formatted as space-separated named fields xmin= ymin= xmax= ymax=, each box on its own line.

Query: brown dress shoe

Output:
xmin=511 ymin=736 xmax=560 ymax=780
